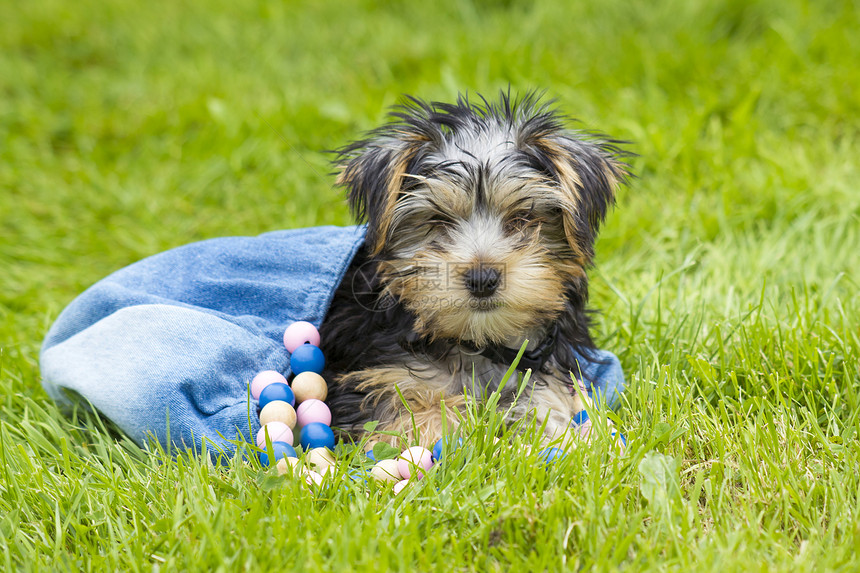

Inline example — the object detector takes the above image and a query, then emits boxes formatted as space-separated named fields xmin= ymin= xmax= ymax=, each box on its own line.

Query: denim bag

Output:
xmin=40 ymin=225 xmax=625 ymax=456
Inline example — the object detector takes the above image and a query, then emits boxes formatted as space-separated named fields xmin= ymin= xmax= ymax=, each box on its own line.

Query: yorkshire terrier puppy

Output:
xmin=320 ymin=91 xmax=629 ymax=448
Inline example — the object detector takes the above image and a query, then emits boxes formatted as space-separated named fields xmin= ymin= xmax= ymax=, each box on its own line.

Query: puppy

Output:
xmin=320 ymin=91 xmax=629 ymax=448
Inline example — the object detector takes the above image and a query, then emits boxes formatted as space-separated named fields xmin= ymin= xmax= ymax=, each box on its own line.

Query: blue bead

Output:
xmin=572 ymin=410 xmax=589 ymax=426
xmin=290 ymin=343 xmax=326 ymax=374
xmin=432 ymin=437 xmax=464 ymax=462
xmin=259 ymin=441 xmax=298 ymax=467
xmin=300 ymin=422 xmax=335 ymax=450
xmin=611 ymin=430 xmax=627 ymax=446
xmin=259 ymin=382 xmax=295 ymax=408
xmin=538 ymin=447 xmax=566 ymax=465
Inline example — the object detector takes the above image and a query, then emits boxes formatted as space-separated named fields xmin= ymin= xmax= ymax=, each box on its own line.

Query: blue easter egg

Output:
xmin=259 ymin=441 xmax=298 ymax=467
xmin=300 ymin=422 xmax=335 ymax=450
xmin=432 ymin=437 xmax=464 ymax=462
xmin=538 ymin=447 xmax=566 ymax=465
xmin=572 ymin=410 xmax=589 ymax=426
xmin=259 ymin=382 xmax=295 ymax=408
xmin=291 ymin=343 xmax=326 ymax=374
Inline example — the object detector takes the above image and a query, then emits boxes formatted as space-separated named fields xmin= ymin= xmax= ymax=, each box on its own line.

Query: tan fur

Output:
xmin=335 ymin=355 xmax=592 ymax=448
xmin=368 ymin=154 xmax=411 ymax=256
xmin=338 ymin=363 xmax=468 ymax=447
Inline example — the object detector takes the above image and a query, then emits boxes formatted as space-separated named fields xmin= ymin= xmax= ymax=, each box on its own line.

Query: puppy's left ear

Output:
xmin=334 ymin=138 xmax=418 ymax=256
xmin=335 ymin=98 xmax=443 ymax=257
xmin=521 ymin=127 xmax=630 ymax=263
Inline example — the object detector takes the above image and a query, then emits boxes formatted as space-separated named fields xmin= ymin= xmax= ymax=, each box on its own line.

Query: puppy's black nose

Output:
xmin=464 ymin=266 xmax=501 ymax=298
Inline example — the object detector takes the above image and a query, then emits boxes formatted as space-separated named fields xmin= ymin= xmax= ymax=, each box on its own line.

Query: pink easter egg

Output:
xmin=393 ymin=479 xmax=409 ymax=494
xmin=255 ymin=422 xmax=293 ymax=448
xmin=397 ymin=446 xmax=434 ymax=480
xmin=296 ymin=399 xmax=332 ymax=427
xmin=250 ymin=370 xmax=287 ymax=400
xmin=283 ymin=321 xmax=321 ymax=353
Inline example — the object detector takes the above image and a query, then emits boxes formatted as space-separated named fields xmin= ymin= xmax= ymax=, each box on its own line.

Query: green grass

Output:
xmin=2 ymin=0 xmax=859 ymax=570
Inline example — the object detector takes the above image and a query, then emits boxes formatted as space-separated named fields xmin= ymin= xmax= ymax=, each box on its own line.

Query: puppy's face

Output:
xmin=336 ymin=93 xmax=627 ymax=346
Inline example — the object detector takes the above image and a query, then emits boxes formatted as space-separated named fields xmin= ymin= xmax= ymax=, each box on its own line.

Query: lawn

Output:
xmin=2 ymin=0 xmax=859 ymax=570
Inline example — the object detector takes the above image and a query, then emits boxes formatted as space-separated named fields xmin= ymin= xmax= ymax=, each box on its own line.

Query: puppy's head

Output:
xmin=335 ymin=91 xmax=629 ymax=347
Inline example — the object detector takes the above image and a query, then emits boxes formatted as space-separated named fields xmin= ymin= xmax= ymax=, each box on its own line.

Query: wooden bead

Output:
xmin=370 ymin=459 xmax=402 ymax=483
xmin=291 ymin=372 xmax=328 ymax=403
xmin=259 ymin=401 xmax=297 ymax=429
xmin=307 ymin=448 xmax=336 ymax=475
xmin=276 ymin=456 xmax=301 ymax=476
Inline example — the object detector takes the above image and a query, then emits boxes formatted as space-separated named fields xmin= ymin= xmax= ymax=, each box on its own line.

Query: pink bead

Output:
xmin=393 ymin=479 xmax=409 ymax=494
xmin=250 ymin=370 xmax=287 ymax=400
xmin=255 ymin=422 xmax=293 ymax=448
xmin=304 ymin=470 xmax=324 ymax=486
xmin=397 ymin=446 xmax=434 ymax=480
xmin=296 ymin=399 xmax=332 ymax=427
xmin=283 ymin=321 xmax=321 ymax=353
xmin=577 ymin=420 xmax=593 ymax=439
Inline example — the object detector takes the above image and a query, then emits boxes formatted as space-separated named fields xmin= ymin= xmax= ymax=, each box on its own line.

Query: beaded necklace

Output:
xmin=251 ymin=321 xmax=435 ymax=491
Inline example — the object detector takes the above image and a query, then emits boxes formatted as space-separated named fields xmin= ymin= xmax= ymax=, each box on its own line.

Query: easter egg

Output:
xmin=370 ymin=459 xmax=402 ymax=483
xmin=300 ymin=422 xmax=335 ymax=450
xmin=397 ymin=446 xmax=433 ymax=480
xmin=296 ymin=399 xmax=332 ymax=427
xmin=259 ymin=382 xmax=295 ymax=409
xmin=290 ymin=344 xmax=325 ymax=375
xmin=259 ymin=400 xmax=297 ymax=428
xmin=255 ymin=422 xmax=293 ymax=448
xmin=250 ymin=370 xmax=287 ymax=400
xmin=291 ymin=371 xmax=328 ymax=403
xmin=283 ymin=321 xmax=321 ymax=353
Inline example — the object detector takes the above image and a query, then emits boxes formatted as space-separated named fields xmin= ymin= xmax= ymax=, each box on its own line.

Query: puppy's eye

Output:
xmin=504 ymin=211 xmax=532 ymax=233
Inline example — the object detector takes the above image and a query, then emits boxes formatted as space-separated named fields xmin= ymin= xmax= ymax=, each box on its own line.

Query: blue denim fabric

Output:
xmin=40 ymin=224 xmax=625 ymax=457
